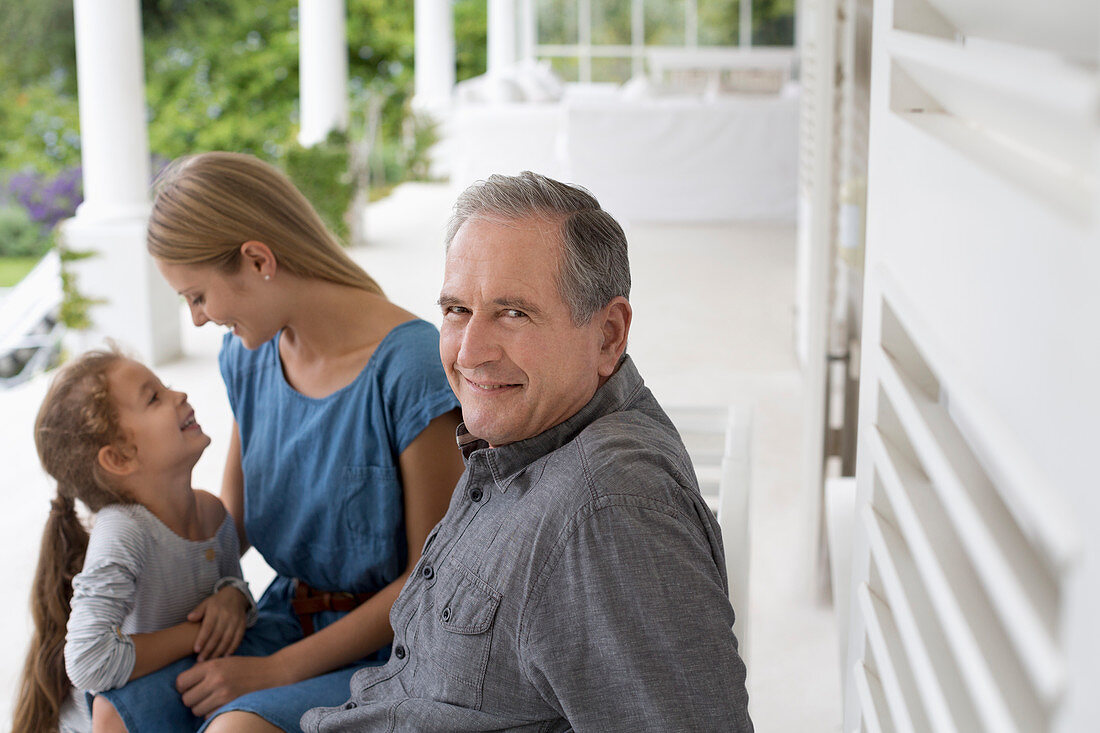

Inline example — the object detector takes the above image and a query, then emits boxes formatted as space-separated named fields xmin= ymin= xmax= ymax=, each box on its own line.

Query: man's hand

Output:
xmin=175 ymin=655 xmax=287 ymax=718
xmin=187 ymin=586 xmax=249 ymax=662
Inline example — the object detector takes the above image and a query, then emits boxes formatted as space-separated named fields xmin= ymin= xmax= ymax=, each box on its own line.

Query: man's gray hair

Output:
xmin=445 ymin=171 xmax=630 ymax=325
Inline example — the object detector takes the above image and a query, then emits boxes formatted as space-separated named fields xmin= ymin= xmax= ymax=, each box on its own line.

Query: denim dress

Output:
xmin=99 ymin=320 xmax=459 ymax=732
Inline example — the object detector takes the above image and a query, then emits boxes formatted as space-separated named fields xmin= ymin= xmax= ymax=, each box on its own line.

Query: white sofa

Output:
xmin=445 ymin=72 xmax=798 ymax=224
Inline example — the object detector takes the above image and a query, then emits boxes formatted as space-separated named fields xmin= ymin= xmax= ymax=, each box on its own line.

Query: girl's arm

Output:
xmin=67 ymin=508 xmax=237 ymax=693
xmin=221 ymin=421 xmax=248 ymax=554
xmin=66 ymin=560 xmax=203 ymax=692
xmin=174 ymin=410 xmax=466 ymax=716
xmin=128 ymin=622 xmax=201 ymax=678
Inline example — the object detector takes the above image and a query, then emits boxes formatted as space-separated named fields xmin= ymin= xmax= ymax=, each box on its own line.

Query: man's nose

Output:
xmin=456 ymin=314 xmax=501 ymax=368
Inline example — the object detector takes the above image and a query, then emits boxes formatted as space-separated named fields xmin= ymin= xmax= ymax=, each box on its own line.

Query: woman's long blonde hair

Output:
xmin=147 ymin=151 xmax=383 ymax=295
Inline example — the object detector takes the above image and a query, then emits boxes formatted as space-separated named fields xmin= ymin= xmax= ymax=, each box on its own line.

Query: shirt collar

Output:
xmin=454 ymin=355 xmax=644 ymax=491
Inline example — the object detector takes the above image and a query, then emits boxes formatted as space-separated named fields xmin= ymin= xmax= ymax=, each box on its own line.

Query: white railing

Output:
xmin=0 ymin=250 xmax=63 ymax=387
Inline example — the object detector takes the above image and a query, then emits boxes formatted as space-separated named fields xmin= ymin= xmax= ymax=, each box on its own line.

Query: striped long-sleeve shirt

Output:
xmin=64 ymin=502 xmax=255 ymax=694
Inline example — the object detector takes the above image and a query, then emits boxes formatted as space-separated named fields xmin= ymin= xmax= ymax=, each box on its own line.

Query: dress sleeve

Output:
xmin=381 ymin=322 xmax=459 ymax=454
xmin=518 ymin=498 xmax=753 ymax=732
xmin=64 ymin=510 xmax=148 ymax=693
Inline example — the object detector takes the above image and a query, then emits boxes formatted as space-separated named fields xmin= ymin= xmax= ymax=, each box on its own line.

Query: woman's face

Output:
xmin=156 ymin=259 xmax=277 ymax=349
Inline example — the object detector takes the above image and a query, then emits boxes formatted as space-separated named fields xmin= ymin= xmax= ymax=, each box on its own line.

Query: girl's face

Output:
xmin=106 ymin=359 xmax=210 ymax=479
xmin=156 ymin=259 xmax=278 ymax=349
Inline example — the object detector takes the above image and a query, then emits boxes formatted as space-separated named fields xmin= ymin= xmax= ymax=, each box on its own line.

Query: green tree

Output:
xmin=753 ymin=0 xmax=796 ymax=46
xmin=1 ymin=0 xmax=488 ymax=183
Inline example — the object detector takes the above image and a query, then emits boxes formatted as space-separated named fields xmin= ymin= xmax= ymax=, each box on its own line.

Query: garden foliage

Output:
xmin=0 ymin=0 xmax=487 ymax=253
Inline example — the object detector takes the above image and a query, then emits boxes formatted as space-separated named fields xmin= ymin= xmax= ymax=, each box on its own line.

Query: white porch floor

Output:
xmin=0 ymin=182 xmax=841 ymax=730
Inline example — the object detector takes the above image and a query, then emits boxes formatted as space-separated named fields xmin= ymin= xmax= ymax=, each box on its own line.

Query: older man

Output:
xmin=302 ymin=173 xmax=752 ymax=732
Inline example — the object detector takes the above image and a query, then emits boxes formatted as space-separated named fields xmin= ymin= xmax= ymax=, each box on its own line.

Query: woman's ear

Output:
xmin=239 ymin=241 xmax=277 ymax=281
xmin=98 ymin=443 xmax=136 ymax=478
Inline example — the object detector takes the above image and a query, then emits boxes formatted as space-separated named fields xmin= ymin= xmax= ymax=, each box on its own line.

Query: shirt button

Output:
xmin=393 ymin=645 xmax=406 ymax=659
xmin=441 ymin=607 xmax=451 ymax=622
xmin=421 ymin=563 xmax=434 ymax=580
xmin=470 ymin=487 xmax=483 ymax=502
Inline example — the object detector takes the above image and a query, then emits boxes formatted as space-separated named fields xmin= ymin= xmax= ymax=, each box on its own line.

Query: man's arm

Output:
xmin=520 ymin=497 xmax=752 ymax=732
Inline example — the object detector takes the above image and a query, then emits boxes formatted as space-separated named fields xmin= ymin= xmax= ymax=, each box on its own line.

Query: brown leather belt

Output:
xmin=292 ymin=580 xmax=376 ymax=636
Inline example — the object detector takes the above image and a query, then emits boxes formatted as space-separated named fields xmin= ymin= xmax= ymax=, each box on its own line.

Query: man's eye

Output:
xmin=445 ymin=305 xmax=469 ymax=315
xmin=504 ymin=309 xmax=526 ymax=318
xmin=148 ymin=392 xmax=158 ymax=405
xmin=190 ymin=295 xmax=204 ymax=306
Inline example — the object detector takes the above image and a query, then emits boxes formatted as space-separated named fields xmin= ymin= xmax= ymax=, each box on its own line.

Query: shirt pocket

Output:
xmin=342 ymin=464 xmax=402 ymax=538
xmin=417 ymin=562 xmax=502 ymax=710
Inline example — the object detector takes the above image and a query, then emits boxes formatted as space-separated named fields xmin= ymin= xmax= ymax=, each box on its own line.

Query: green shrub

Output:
xmin=283 ymin=130 xmax=353 ymax=243
xmin=58 ymin=245 xmax=102 ymax=331
xmin=0 ymin=75 xmax=81 ymax=175
xmin=0 ymin=204 xmax=49 ymax=257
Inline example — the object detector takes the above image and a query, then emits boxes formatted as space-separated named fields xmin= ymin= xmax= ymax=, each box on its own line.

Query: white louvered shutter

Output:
xmin=842 ymin=1 xmax=1100 ymax=732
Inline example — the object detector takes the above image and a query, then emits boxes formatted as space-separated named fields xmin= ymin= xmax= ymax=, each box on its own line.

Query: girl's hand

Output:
xmin=187 ymin=586 xmax=249 ymax=661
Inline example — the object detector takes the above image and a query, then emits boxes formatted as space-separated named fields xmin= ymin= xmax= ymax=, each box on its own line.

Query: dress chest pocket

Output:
xmin=416 ymin=562 xmax=502 ymax=710
xmin=342 ymin=464 xmax=401 ymax=537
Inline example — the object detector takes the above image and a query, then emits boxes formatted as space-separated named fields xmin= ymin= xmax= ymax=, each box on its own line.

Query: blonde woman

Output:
xmin=96 ymin=152 xmax=465 ymax=733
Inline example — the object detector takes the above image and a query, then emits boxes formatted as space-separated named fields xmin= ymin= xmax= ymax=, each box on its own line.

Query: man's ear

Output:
xmin=98 ymin=443 xmax=137 ymax=478
xmin=596 ymin=297 xmax=632 ymax=378
xmin=239 ymin=241 xmax=277 ymax=281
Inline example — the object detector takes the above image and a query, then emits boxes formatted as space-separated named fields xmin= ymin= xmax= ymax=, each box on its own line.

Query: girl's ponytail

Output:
xmin=13 ymin=494 xmax=90 ymax=732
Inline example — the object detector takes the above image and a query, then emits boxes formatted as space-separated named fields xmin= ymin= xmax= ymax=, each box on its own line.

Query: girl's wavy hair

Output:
xmin=14 ymin=347 xmax=133 ymax=732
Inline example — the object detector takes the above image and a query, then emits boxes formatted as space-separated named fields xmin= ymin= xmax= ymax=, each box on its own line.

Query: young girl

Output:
xmin=13 ymin=349 xmax=255 ymax=733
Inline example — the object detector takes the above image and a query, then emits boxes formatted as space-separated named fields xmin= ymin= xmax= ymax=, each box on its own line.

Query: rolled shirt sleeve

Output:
xmin=65 ymin=560 xmax=140 ymax=692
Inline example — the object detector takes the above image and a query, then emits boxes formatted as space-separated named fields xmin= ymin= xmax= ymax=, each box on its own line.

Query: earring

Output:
xmin=263 ymin=275 xmax=270 ymax=281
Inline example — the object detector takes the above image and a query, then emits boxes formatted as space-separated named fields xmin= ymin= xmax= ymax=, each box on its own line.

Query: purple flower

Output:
xmin=2 ymin=166 xmax=84 ymax=232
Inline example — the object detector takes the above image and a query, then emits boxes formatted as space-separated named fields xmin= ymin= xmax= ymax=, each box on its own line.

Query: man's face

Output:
xmin=439 ymin=216 xmax=608 ymax=447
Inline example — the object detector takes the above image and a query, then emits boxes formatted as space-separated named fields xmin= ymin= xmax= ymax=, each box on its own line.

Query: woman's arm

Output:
xmin=175 ymin=410 xmax=466 ymax=716
xmin=221 ymin=421 xmax=248 ymax=554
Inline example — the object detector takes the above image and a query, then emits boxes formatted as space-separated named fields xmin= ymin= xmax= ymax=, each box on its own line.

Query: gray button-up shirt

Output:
xmin=302 ymin=356 xmax=752 ymax=732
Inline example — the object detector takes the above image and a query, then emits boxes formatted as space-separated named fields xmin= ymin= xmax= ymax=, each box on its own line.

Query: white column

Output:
xmin=413 ymin=0 xmax=455 ymax=112
xmin=488 ymin=0 xmax=518 ymax=76
xmin=66 ymin=0 xmax=180 ymax=365
xmin=740 ymin=0 xmax=753 ymax=48
xmin=72 ymin=0 xmax=150 ymax=221
xmin=631 ymin=0 xmax=644 ymax=77
xmin=298 ymin=0 xmax=349 ymax=146
xmin=520 ymin=0 xmax=536 ymax=63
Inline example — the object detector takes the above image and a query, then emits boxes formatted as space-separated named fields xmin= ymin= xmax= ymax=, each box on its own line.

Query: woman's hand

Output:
xmin=187 ymin=586 xmax=249 ymax=662
xmin=175 ymin=655 xmax=288 ymax=718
